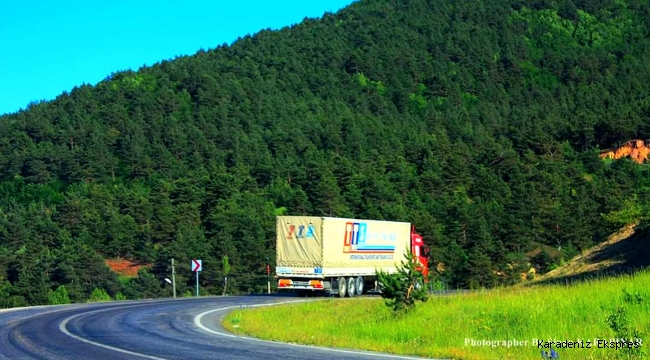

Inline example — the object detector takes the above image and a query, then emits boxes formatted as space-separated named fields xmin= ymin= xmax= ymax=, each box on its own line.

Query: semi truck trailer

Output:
xmin=275 ymin=216 xmax=429 ymax=297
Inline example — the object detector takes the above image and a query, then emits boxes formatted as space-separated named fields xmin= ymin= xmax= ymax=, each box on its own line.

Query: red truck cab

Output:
xmin=411 ymin=225 xmax=429 ymax=279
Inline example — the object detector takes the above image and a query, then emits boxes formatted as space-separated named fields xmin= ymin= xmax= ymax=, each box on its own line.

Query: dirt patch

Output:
xmin=529 ymin=221 xmax=650 ymax=286
xmin=599 ymin=139 xmax=650 ymax=164
xmin=105 ymin=259 xmax=151 ymax=277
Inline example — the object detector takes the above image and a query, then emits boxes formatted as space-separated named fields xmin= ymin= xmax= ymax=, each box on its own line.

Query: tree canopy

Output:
xmin=2 ymin=0 xmax=650 ymax=305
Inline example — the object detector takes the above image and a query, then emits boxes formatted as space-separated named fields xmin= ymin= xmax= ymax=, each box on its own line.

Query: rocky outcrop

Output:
xmin=599 ymin=139 xmax=650 ymax=164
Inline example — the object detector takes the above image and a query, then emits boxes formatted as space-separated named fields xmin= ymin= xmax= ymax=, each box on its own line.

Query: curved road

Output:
xmin=0 ymin=296 xmax=435 ymax=360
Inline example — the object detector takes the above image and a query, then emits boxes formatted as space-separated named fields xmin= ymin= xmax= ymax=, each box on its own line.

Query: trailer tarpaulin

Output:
xmin=276 ymin=216 xmax=323 ymax=267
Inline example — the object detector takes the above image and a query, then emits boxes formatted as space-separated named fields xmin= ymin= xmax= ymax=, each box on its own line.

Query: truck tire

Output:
xmin=347 ymin=277 xmax=356 ymax=297
xmin=355 ymin=276 xmax=364 ymax=295
xmin=337 ymin=277 xmax=347 ymax=298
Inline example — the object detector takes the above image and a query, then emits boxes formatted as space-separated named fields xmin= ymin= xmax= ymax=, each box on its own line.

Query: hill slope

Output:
xmin=2 ymin=0 xmax=650 ymax=306
xmin=532 ymin=221 xmax=650 ymax=285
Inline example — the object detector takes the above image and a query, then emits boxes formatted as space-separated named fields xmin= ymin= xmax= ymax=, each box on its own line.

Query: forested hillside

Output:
xmin=2 ymin=0 xmax=650 ymax=307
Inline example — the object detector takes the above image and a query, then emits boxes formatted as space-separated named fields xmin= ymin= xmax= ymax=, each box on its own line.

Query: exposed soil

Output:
xmin=105 ymin=259 xmax=151 ymax=277
xmin=599 ymin=139 xmax=650 ymax=164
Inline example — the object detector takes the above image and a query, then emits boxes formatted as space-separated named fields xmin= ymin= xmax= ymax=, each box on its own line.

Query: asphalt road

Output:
xmin=0 ymin=295 xmax=438 ymax=360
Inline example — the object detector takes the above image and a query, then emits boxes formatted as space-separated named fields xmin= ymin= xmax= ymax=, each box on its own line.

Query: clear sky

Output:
xmin=0 ymin=0 xmax=356 ymax=116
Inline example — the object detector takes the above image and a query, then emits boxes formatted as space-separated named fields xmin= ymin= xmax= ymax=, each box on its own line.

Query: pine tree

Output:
xmin=376 ymin=249 xmax=428 ymax=314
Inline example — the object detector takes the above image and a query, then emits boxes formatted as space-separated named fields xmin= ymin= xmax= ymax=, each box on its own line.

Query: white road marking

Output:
xmin=0 ymin=305 xmax=52 ymax=314
xmin=59 ymin=307 xmax=171 ymax=360
xmin=194 ymin=300 xmax=439 ymax=359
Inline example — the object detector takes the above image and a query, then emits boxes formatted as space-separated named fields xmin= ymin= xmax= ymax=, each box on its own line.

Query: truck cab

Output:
xmin=410 ymin=226 xmax=429 ymax=279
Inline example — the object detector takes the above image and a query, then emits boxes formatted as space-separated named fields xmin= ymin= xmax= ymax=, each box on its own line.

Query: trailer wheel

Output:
xmin=337 ymin=277 xmax=347 ymax=298
xmin=347 ymin=277 xmax=356 ymax=297
xmin=355 ymin=276 xmax=364 ymax=295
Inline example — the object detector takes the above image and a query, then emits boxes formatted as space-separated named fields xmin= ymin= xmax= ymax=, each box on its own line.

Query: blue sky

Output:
xmin=0 ymin=0 xmax=356 ymax=116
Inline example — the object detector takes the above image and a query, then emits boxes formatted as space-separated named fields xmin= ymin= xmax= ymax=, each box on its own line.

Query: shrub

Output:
xmin=87 ymin=288 xmax=112 ymax=303
xmin=603 ymin=289 xmax=647 ymax=359
xmin=375 ymin=250 xmax=428 ymax=314
xmin=47 ymin=285 xmax=71 ymax=305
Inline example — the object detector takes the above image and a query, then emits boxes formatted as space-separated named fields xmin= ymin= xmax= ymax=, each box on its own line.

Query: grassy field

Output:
xmin=223 ymin=271 xmax=650 ymax=360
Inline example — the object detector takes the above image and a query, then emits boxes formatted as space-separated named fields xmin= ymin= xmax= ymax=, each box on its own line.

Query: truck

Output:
xmin=275 ymin=216 xmax=429 ymax=297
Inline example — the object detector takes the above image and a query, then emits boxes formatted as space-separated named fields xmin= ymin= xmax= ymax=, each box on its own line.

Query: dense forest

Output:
xmin=2 ymin=0 xmax=650 ymax=307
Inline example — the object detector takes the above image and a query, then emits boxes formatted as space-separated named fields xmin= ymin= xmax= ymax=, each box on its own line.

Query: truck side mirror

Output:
xmin=423 ymin=246 xmax=430 ymax=257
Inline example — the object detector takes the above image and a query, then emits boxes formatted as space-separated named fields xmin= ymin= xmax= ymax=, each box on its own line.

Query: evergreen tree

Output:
xmin=376 ymin=250 xmax=429 ymax=314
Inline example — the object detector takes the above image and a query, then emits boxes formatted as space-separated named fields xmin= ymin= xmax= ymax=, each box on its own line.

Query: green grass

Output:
xmin=223 ymin=271 xmax=650 ymax=360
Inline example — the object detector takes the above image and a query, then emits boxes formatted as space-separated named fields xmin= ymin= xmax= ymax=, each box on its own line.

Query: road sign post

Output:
xmin=266 ymin=257 xmax=270 ymax=295
xmin=171 ymin=258 xmax=176 ymax=299
xmin=192 ymin=259 xmax=202 ymax=297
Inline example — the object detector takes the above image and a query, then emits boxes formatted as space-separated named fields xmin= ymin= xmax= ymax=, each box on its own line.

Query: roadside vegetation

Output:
xmin=224 ymin=270 xmax=650 ymax=360
xmin=375 ymin=250 xmax=429 ymax=313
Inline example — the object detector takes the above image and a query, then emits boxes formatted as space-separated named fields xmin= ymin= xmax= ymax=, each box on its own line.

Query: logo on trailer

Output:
xmin=343 ymin=222 xmax=396 ymax=253
xmin=286 ymin=223 xmax=315 ymax=240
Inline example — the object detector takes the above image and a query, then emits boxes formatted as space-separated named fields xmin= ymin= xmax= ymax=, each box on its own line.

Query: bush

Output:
xmin=603 ymin=288 xmax=647 ymax=359
xmin=87 ymin=288 xmax=112 ymax=303
xmin=0 ymin=295 xmax=27 ymax=309
xmin=47 ymin=285 xmax=71 ymax=305
xmin=122 ymin=268 xmax=165 ymax=300
xmin=375 ymin=250 xmax=428 ymax=314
